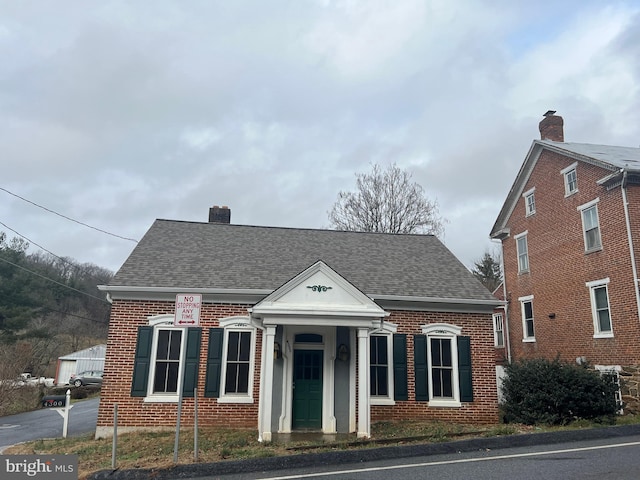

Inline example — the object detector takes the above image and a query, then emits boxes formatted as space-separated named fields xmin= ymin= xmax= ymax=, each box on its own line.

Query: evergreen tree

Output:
xmin=472 ymin=250 xmax=502 ymax=292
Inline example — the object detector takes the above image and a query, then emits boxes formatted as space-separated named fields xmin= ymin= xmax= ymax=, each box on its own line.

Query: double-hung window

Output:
xmin=224 ymin=331 xmax=251 ymax=394
xmin=414 ymin=324 xmax=473 ymax=407
xmin=595 ymin=365 xmax=622 ymax=413
xmin=561 ymin=162 xmax=578 ymax=196
xmin=370 ymin=335 xmax=389 ymax=397
xmin=493 ymin=313 xmax=505 ymax=347
xmin=519 ymin=295 xmax=535 ymax=342
xmin=578 ymin=199 xmax=602 ymax=252
xmin=587 ymin=278 xmax=613 ymax=338
xmin=370 ymin=323 xmax=400 ymax=405
xmin=523 ymin=188 xmax=536 ymax=216
xmin=217 ymin=317 xmax=257 ymax=403
xmin=431 ymin=337 xmax=454 ymax=399
xmin=131 ymin=315 xmax=202 ymax=402
xmin=515 ymin=231 xmax=529 ymax=273
xmin=153 ymin=329 xmax=182 ymax=394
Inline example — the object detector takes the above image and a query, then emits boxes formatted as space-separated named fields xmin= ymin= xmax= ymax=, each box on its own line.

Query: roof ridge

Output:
xmin=153 ymin=219 xmax=436 ymax=237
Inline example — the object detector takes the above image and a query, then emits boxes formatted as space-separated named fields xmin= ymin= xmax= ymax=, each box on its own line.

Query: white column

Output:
xmin=258 ymin=326 xmax=277 ymax=442
xmin=357 ymin=327 xmax=371 ymax=438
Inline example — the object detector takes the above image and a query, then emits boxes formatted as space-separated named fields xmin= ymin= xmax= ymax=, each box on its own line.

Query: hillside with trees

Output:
xmin=0 ymin=231 xmax=112 ymax=381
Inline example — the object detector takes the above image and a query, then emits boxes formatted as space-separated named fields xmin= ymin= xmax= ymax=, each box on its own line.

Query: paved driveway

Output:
xmin=0 ymin=397 xmax=99 ymax=452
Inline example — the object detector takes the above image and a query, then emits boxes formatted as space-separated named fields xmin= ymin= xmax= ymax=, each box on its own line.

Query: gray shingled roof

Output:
xmin=491 ymin=139 xmax=640 ymax=238
xmin=541 ymin=141 xmax=640 ymax=170
xmin=110 ymin=220 xmax=494 ymax=301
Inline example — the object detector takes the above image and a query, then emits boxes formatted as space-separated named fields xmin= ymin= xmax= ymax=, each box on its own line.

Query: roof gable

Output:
xmin=250 ymin=261 xmax=387 ymax=320
xmin=491 ymin=140 xmax=640 ymax=238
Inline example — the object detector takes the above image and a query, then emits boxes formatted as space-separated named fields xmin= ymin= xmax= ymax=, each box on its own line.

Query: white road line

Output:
xmin=258 ymin=441 xmax=640 ymax=480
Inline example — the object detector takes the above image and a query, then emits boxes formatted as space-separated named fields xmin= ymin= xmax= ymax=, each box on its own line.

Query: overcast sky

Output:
xmin=2 ymin=1 xmax=640 ymax=275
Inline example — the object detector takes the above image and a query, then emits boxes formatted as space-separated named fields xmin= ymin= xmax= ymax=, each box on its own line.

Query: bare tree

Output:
xmin=328 ymin=163 xmax=445 ymax=236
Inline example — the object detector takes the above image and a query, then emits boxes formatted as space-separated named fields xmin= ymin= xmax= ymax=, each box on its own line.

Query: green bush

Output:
xmin=501 ymin=357 xmax=619 ymax=425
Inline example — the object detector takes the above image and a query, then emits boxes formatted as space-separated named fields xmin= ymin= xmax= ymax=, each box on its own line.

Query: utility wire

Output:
xmin=40 ymin=305 xmax=108 ymax=325
xmin=0 ymin=256 xmax=110 ymax=304
xmin=0 ymin=220 xmax=104 ymax=275
xmin=0 ymin=186 xmax=138 ymax=243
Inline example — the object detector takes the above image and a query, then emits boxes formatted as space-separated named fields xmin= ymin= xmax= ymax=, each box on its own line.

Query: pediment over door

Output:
xmin=250 ymin=261 xmax=388 ymax=326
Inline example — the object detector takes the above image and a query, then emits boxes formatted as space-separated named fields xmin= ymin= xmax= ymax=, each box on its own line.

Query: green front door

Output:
xmin=292 ymin=350 xmax=323 ymax=430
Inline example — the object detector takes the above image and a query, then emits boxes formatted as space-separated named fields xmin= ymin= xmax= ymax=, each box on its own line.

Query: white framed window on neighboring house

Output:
xmin=217 ymin=317 xmax=257 ymax=403
xmin=586 ymin=278 xmax=613 ymax=338
xmin=519 ymin=295 xmax=535 ymax=342
xmin=523 ymin=188 xmax=536 ymax=216
xmin=515 ymin=231 xmax=529 ymax=273
xmin=493 ymin=313 xmax=505 ymax=348
xmin=561 ymin=162 xmax=578 ymax=196
xmin=595 ymin=365 xmax=623 ymax=414
xmin=578 ymin=199 xmax=602 ymax=252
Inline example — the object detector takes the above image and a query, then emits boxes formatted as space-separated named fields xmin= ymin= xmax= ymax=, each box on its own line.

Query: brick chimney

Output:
xmin=539 ymin=110 xmax=564 ymax=142
xmin=209 ymin=205 xmax=231 ymax=223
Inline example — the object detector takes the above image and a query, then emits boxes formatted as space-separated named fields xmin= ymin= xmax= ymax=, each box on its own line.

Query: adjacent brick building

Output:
xmin=96 ymin=209 xmax=501 ymax=440
xmin=490 ymin=112 xmax=640 ymax=411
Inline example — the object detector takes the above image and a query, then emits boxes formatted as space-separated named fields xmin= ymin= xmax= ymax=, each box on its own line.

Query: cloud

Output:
xmin=1 ymin=0 xmax=639 ymax=273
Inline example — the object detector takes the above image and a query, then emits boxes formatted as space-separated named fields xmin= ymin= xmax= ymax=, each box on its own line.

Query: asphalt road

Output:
xmin=0 ymin=396 xmax=99 ymax=452
xmin=206 ymin=434 xmax=640 ymax=480
xmin=87 ymin=423 xmax=640 ymax=480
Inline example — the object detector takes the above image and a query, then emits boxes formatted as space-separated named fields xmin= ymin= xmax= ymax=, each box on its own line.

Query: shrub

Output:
xmin=501 ymin=357 xmax=619 ymax=425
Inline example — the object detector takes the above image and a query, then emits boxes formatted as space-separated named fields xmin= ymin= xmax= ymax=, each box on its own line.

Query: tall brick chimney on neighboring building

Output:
xmin=209 ymin=205 xmax=231 ymax=223
xmin=539 ymin=110 xmax=564 ymax=142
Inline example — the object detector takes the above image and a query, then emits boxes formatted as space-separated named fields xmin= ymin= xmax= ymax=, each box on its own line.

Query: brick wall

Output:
xmin=97 ymin=301 xmax=499 ymax=436
xmin=97 ymin=301 xmax=259 ymax=433
xmin=501 ymin=150 xmax=640 ymax=367
xmin=371 ymin=310 xmax=498 ymax=424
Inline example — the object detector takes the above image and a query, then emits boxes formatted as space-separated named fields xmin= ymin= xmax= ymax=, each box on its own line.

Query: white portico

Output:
xmin=249 ymin=261 xmax=388 ymax=442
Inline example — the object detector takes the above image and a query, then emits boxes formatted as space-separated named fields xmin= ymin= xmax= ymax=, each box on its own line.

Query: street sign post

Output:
xmin=173 ymin=293 xmax=202 ymax=461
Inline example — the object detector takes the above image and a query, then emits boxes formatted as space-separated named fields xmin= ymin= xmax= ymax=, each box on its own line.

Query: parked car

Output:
xmin=69 ymin=370 xmax=103 ymax=387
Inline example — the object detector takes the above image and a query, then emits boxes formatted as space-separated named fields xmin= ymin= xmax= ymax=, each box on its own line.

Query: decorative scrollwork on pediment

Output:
xmin=306 ymin=285 xmax=333 ymax=293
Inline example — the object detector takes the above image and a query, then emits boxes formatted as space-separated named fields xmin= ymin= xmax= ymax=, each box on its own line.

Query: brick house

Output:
xmin=490 ymin=112 xmax=640 ymax=410
xmin=96 ymin=208 xmax=500 ymax=440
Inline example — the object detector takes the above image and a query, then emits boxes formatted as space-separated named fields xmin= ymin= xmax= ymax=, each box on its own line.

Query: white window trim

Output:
xmin=561 ymin=162 xmax=578 ymax=197
xmin=515 ymin=231 xmax=529 ymax=274
xmin=217 ymin=316 xmax=257 ymax=404
xmin=595 ymin=365 xmax=623 ymax=414
xmin=518 ymin=295 xmax=535 ymax=342
xmin=143 ymin=314 xmax=185 ymax=403
xmin=522 ymin=187 xmax=536 ymax=216
xmin=578 ymin=198 xmax=602 ymax=253
xmin=370 ymin=322 xmax=397 ymax=406
xmin=493 ymin=313 xmax=505 ymax=348
xmin=421 ymin=323 xmax=461 ymax=408
xmin=586 ymin=278 xmax=613 ymax=338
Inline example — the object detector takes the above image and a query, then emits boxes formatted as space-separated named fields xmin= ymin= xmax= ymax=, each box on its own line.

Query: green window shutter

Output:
xmin=182 ymin=328 xmax=202 ymax=397
xmin=393 ymin=334 xmax=408 ymax=401
xmin=204 ymin=328 xmax=224 ymax=398
xmin=413 ymin=334 xmax=428 ymax=402
xmin=457 ymin=336 xmax=473 ymax=402
xmin=131 ymin=326 xmax=153 ymax=397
